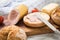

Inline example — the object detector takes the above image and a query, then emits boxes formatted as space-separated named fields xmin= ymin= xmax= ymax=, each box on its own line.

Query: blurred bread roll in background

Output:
xmin=41 ymin=3 xmax=59 ymax=16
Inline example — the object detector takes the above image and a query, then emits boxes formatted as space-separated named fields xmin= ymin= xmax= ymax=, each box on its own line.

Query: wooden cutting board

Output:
xmin=17 ymin=20 xmax=60 ymax=36
xmin=0 ymin=15 xmax=60 ymax=36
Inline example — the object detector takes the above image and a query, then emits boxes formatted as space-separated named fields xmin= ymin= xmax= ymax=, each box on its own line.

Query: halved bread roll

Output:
xmin=8 ymin=4 xmax=28 ymax=25
xmin=0 ymin=25 xmax=27 ymax=40
xmin=23 ymin=12 xmax=50 ymax=27
xmin=41 ymin=3 xmax=59 ymax=16
xmin=51 ymin=8 xmax=60 ymax=25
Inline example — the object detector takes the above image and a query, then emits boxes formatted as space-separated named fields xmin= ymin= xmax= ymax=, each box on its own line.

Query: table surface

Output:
xmin=27 ymin=33 xmax=60 ymax=40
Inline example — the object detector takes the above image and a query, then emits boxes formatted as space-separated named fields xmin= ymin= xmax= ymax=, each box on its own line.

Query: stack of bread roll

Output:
xmin=41 ymin=3 xmax=60 ymax=26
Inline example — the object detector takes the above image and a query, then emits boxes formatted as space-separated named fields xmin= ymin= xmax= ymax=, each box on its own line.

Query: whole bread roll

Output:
xmin=23 ymin=12 xmax=50 ymax=27
xmin=0 ymin=26 xmax=12 ymax=40
xmin=41 ymin=3 xmax=59 ymax=16
xmin=7 ymin=29 xmax=26 ymax=40
xmin=8 ymin=4 xmax=28 ymax=25
xmin=0 ymin=25 xmax=27 ymax=40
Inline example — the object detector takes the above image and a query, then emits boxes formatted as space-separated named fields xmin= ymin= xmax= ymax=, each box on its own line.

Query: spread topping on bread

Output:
xmin=23 ymin=12 xmax=50 ymax=27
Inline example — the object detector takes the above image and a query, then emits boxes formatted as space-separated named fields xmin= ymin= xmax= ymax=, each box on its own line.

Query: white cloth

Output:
xmin=0 ymin=0 xmax=26 ymax=15
xmin=0 ymin=0 xmax=46 ymax=15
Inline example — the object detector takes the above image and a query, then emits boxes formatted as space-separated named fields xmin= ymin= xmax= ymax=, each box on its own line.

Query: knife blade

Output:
xmin=36 ymin=13 xmax=60 ymax=35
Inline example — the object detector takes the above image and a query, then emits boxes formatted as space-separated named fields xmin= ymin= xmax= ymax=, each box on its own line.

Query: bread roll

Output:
xmin=0 ymin=26 xmax=11 ymax=40
xmin=51 ymin=8 xmax=60 ymax=25
xmin=23 ymin=12 xmax=50 ymax=27
xmin=7 ymin=29 xmax=26 ymax=40
xmin=0 ymin=25 xmax=27 ymax=40
xmin=8 ymin=4 xmax=28 ymax=25
xmin=41 ymin=3 xmax=59 ymax=15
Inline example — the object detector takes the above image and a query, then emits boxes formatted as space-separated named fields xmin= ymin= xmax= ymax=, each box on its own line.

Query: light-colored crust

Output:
xmin=23 ymin=12 xmax=50 ymax=27
xmin=41 ymin=3 xmax=59 ymax=16
xmin=7 ymin=29 xmax=27 ymax=40
xmin=51 ymin=9 xmax=60 ymax=25
xmin=0 ymin=25 xmax=27 ymax=40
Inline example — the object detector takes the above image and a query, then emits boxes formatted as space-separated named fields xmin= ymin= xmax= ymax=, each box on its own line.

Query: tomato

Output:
xmin=0 ymin=16 xmax=4 ymax=24
xmin=32 ymin=8 xmax=39 ymax=13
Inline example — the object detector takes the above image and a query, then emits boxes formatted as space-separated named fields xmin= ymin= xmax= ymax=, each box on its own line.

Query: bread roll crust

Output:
xmin=7 ymin=29 xmax=27 ymax=40
xmin=42 ymin=3 xmax=59 ymax=16
xmin=0 ymin=25 xmax=27 ymax=40
xmin=51 ymin=10 xmax=60 ymax=25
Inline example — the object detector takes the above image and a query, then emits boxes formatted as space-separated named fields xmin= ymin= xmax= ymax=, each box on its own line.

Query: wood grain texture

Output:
xmin=17 ymin=20 xmax=60 ymax=36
